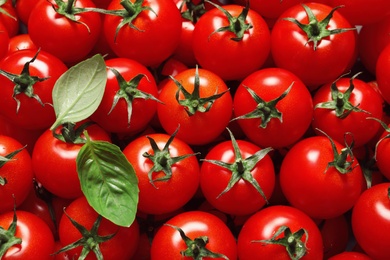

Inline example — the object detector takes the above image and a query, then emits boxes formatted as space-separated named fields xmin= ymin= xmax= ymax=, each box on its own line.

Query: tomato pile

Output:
xmin=1 ymin=0 xmax=390 ymax=259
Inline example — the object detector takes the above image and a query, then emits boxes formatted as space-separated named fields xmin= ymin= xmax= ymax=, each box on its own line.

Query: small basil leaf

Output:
xmin=76 ymin=136 xmax=139 ymax=227
xmin=50 ymin=54 xmax=107 ymax=131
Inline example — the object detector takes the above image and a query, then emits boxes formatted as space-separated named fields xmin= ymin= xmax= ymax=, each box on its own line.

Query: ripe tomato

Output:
xmin=0 ymin=135 xmax=34 ymax=214
xmin=312 ymin=74 xmax=384 ymax=148
xmin=151 ymin=211 xmax=237 ymax=260
xmin=27 ymin=0 xmax=102 ymax=65
xmin=192 ymin=2 xmax=271 ymax=81
xmin=279 ymin=134 xmax=365 ymax=219
xmin=103 ymin=0 xmax=182 ymax=67
xmin=90 ymin=57 xmax=160 ymax=136
xmin=200 ymin=129 xmax=275 ymax=216
xmin=327 ymin=0 xmax=390 ymax=26
xmin=14 ymin=0 xmax=44 ymax=25
xmin=0 ymin=49 xmax=68 ymax=130
xmin=376 ymin=44 xmax=390 ymax=104
xmin=32 ymin=123 xmax=112 ymax=199
xmin=0 ymin=210 xmax=55 ymax=260
xmin=157 ymin=67 xmax=233 ymax=146
xmin=237 ymin=205 xmax=324 ymax=260
xmin=358 ymin=15 xmax=390 ymax=75
xmin=233 ymin=67 xmax=313 ymax=149
xmin=7 ymin=33 xmax=38 ymax=55
xmin=58 ymin=196 xmax=140 ymax=260
xmin=271 ymin=2 xmax=358 ymax=89
xmin=0 ymin=21 xmax=9 ymax=60
xmin=0 ymin=0 xmax=19 ymax=37
xmin=122 ymin=131 xmax=200 ymax=215
xmin=328 ymin=251 xmax=373 ymax=260
xmin=372 ymin=122 xmax=390 ymax=180
xmin=352 ymin=182 xmax=390 ymax=260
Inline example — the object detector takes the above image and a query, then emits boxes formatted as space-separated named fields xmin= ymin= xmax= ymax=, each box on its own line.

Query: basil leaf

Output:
xmin=76 ymin=135 xmax=139 ymax=227
xmin=50 ymin=54 xmax=107 ymax=131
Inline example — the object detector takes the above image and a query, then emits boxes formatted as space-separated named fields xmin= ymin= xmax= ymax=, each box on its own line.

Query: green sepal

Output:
xmin=314 ymin=72 xmax=370 ymax=119
xmin=0 ymin=49 xmax=48 ymax=113
xmin=172 ymin=65 xmax=229 ymax=116
xmin=206 ymin=0 xmax=253 ymax=41
xmin=142 ymin=126 xmax=199 ymax=187
xmin=0 ymin=0 xmax=17 ymax=21
xmin=201 ymin=128 xmax=273 ymax=202
xmin=316 ymin=128 xmax=358 ymax=174
xmin=252 ymin=225 xmax=309 ymax=260
xmin=165 ymin=224 xmax=229 ymax=260
xmin=52 ymin=213 xmax=116 ymax=260
xmin=52 ymin=121 xmax=95 ymax=144
xmin=283 ymin=4 xmax=356 ymax=50
xmin=0 ymin=204 xmax=22 ymax=258
xmin=231 ymin=82 xmax=293 ymax=128
xmin=179 ymin=0 xmax=206 ymax=23
xmin=367 ymin=117 xmax=390 ymax=162
xmin=0 ymin=145 xmax=26 ymax=186
xmin=108 ymin=68 xmax=162 ymax=127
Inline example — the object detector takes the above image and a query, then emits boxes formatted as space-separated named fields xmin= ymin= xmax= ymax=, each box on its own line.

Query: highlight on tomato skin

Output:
xmin=0 ymin=0 xmax=388 ymax=259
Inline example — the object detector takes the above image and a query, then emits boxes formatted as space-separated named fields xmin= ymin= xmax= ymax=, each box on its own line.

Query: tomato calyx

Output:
xmin=179 ymin=0 xmax=207 ymax=23
xmin=0 ymin=0 xmax=17 ymax=21
xmin=108 ymin=68 xmax=162 ymax=127
xmin=54 ymin=213 xmax=116 ymax=260
xmin=253 ymin=225 xmax=309 ymax=260
xmin=165 ymin=223 xmax=229 ymax=260
xmin=231 ymin=82 xmax=293 ymax=128
xmin=314 ymin=72 xmax=370 ymax=119
xmin=367 ymin=117 xmax=390 ymax=162
xmin=53 ymin=121 xmax=94 ymax=144
xmin=171 ymin=66 xmax=229 ymax=116
xmin=50 ymin=0 xmax=105 ymax=33
xmin=142 ymin=126 xmax=199 ymax=188
xmin=0 ymin=206 xmax=22 ymax=258
xmin=0 ymin=145 xmax=26 ymax=186
xmin=0 ymin=49 xmax=48 ymax=113
xmin=283 ymin=4 xmax=355 ymax=50
xmin=318 ymin=128 xmax=358 ymax=174
xmin=202 ymin=128 xmax=272 ymax=202
xmin=106 ymin=0 xmax=157 ymax=42
xmin=206 ymin=0 xmax=252 ymax=42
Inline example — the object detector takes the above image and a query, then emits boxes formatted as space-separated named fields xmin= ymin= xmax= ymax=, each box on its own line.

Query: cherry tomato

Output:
xmin=103 ymin=0 xmax=182 ymax=67
xmin=271 ymin=2 xmax=358 ymax=89
xmin=151 ymin=210 xmax=238 ymax=260
xmin=0 ymin=210 xmax=55 ymax=260
xmin=58 ymin=196 xmax=140 ymax=260
xmin=233 ymin=67 xmax=313 ymax=149
xmin=352 ymin=182 xmax=390 ymax=260
xmin=0 ymin=21 xmax=10 ymax=60
xmin=376 ymin=44 xmax=390 ymax=104
xmin=7 ymin=33 xmax=38 ymax=55
xmin=328 ymin=251 xmax=373 ymax=260
xmin=0 ymin=135 xmax=34 ymax=214
xmin=237 ymin=205 xmax=324 ymax=260
xmin=0 ymin=0 xmax=19 ymax=37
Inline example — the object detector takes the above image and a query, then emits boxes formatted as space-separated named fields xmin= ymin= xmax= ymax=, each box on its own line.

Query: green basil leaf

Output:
xmin=76 ymin=135 xmax=139 ymax=227
xmin=50 ymin=54 xmax=107 ymax=131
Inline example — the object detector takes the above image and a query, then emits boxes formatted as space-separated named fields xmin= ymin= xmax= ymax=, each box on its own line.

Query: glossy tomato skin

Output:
xmin=7 ymin=33 xmax=38 ymax=55
xmin=328 ymin=0 xmax=390 ymax=26
xmin=27 ymin=0 xmax=102 ymax=64
xmin=352 ymin=182 xmax=390 ymax=260
xmin=374 ymin=126 xmax=390 ymax=180
xmin=90 ymin=57 xmax=159 ymax=135
xmin=157 ymin=68 xmax=233 ymax=146
xmin=150 ymin=211 xmax=238 ymax=260
xmin=0 ymin=21 xmax=10 ymax=60
xmin=192 ymin=4 xmax=271 ymax=81
xmin=58 ymin=196 xmax=140 ymax=260
xmin=104 ymin=0 xmax=182 ymax=67
xmin=233 ymin=68 xmax=313 ymax=149
xmin=15 ymin=0 xmax=44 ymax=25
xmin=0 ymin=49 xmax=68 ymax=130
xmin=279 ymin=135 xmax=365 ymax=219
xmin=0 ymin=210 xmax=55 ymax=260
xmin=0 ymin=0 xmax=19 ymax=37
xmin=328 ymin=251 xmax=373 ymax=260
xmin=123 ymin=133 xmax=200 ymax=215
xmin=271 ymin=2 xmax=358 ymax=89
xmin=32 ymin=123 xmax=112 ymax=199
xmin=0 ymin=135 xmax=34 ymax=214
xmin=376 ymin=44 xmax=390 ymax=104
xmin=237 ymin=205 xmax=324 ymax=260
xmin=358 ymin=15 xmax=390 ymax=75
xmin=312 ymin=76 xmax=384 ymax=148
xmin=200 ymin=139 xmax=275 ymax=216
